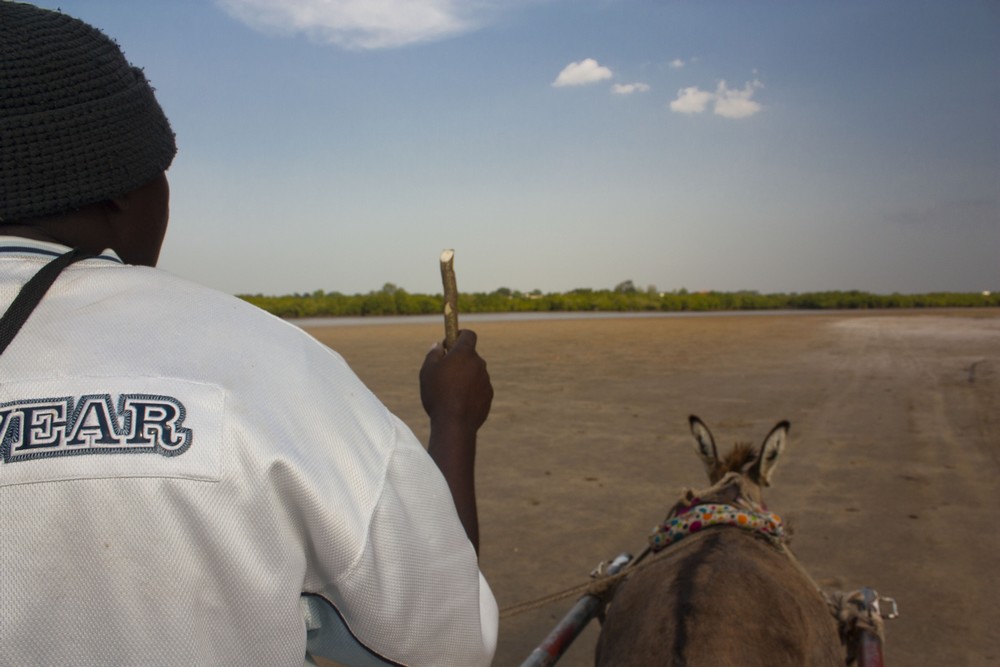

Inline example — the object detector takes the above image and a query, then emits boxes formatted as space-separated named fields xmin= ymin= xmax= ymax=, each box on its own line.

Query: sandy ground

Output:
xmin=303 ymin=309 xmax=1000 ymax=666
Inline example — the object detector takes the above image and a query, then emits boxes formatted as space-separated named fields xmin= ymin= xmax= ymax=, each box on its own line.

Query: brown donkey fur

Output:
xmin=594 ymin=416 xmax=843 ymax=667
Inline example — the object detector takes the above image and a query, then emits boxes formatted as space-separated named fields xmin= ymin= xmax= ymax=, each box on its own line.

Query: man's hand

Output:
xmin=420 ymin=329 xmax=493 ymax=433
xmin=419 ymin=329 xmax=492 ymax=554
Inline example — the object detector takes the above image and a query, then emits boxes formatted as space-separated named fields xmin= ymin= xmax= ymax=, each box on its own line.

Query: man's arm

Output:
xmin=419 ymin=329 xmax=493 ymax=554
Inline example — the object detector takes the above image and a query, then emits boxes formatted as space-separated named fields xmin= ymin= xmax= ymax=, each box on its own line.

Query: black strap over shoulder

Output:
xmin=0 ymin=248 xmax=93 ymax=356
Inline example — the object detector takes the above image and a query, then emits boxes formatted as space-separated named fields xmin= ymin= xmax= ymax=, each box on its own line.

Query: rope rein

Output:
xmin=500 ymin=474 xmax=771 ymax=620
xmin=499 ymin=543 xmax=676 ymax=620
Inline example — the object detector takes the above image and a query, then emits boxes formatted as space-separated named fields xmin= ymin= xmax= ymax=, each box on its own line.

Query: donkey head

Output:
xmin=688 ymin=415 xmax=788 ymax=505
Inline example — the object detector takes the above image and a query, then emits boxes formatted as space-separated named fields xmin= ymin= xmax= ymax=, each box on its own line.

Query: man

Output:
xmin=0 ymin=3 xmax=497 ymax=665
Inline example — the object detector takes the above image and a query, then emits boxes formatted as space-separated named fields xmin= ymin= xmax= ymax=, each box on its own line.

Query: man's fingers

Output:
xmin=423 ymin=343 xmax=445 ymax=372
xmin=451 ymin=329 xmax=478 ymax=351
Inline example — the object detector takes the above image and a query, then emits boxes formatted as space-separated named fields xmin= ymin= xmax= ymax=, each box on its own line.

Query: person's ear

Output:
xmin=106 ymin=192 xmax=131 ymax=214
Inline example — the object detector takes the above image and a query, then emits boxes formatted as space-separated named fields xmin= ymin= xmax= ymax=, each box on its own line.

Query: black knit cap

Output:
xmin=0 ymin=1 xmax=177 ymax=223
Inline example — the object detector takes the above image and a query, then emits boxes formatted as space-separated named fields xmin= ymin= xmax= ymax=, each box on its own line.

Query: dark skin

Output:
xmin=1 ymin=172 xmax=171 ymax=267
xmin=420 ymin=330 xmax=493 ymax=554
xmin=3 ymin=169 xmax=493 ymax=553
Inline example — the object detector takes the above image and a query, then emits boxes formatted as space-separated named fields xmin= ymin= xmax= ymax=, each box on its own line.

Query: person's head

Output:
xmin=0 ymin=1 xmax=176 ymax=265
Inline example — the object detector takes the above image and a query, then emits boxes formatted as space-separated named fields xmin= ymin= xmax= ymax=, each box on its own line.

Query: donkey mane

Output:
xmin=716 ymin=441 xmax=756 ymax=479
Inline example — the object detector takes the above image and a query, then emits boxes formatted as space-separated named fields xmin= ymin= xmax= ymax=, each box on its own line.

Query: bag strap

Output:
xmin=0 ymin=248 xmax=93 ymax=356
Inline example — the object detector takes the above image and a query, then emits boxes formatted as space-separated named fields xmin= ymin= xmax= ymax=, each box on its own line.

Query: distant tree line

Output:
xmin=237 ymin=281 xmax=998 ymax=319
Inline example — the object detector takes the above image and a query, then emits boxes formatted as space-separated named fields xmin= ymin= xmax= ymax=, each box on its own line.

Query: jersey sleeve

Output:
xmin=266 ymin=343 xmax=497 ymax=667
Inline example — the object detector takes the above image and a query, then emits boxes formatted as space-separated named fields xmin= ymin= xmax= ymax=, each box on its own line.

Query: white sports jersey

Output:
xmin=0 ymin=239 xmax=497 ymax=667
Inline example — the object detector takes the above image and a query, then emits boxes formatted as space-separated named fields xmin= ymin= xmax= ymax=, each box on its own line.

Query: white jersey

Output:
xmin=0 ymin=238 xmax=497 ymax=667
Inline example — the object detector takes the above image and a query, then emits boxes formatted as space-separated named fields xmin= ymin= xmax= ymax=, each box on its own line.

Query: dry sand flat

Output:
xmin=304 ymin=310 xmax=1000 ymax=666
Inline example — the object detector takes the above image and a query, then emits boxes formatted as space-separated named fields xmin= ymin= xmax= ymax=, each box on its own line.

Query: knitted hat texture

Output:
xmin=0 ymin=1 xmax=177 ymax=222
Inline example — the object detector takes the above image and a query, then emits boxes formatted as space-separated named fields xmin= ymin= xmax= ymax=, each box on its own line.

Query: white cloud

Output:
xmin=215 ymin=0 xmax=482 ymax=50
xmin=669 ymin=79 xmax=764 ymax=118
xmin=713 ymin=79 xmax=764 ymax=118
xmin=552 ymin=58 xmax=614 ymax=87
xmin=611 ymin=82 xmax=650 ymax=95
xmin=669 ymin=86 xmax=713 ymax=113
xmin=669 ymin=58 xmax=685 ymax=69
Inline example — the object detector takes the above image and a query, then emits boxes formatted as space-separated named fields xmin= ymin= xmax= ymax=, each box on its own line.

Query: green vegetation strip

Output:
xmin=239 ymin=283 xmax=998 ymax=319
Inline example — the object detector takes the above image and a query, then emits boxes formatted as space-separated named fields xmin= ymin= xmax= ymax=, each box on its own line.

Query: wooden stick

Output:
xmin=440 ymin=249 xmax=459 ymax=349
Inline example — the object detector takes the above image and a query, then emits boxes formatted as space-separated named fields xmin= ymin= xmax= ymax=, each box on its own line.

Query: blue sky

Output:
xmin=35 ymin=1 xmax=999 ymax=296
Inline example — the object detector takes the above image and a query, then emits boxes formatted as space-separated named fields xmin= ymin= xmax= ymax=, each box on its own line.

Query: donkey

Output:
xmin=594 ymin=416 xmax=844 ymax=666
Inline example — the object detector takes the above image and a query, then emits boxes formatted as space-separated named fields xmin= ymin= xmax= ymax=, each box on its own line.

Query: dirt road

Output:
xmin=305 ymin=309 xmax=999 ymax=666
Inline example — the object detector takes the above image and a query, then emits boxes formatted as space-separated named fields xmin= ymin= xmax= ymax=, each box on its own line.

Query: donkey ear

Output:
xmin=689 ymin=415 xmax=718 ymax=478
xmin=752 ymin=420 xmax=789 ymax=486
